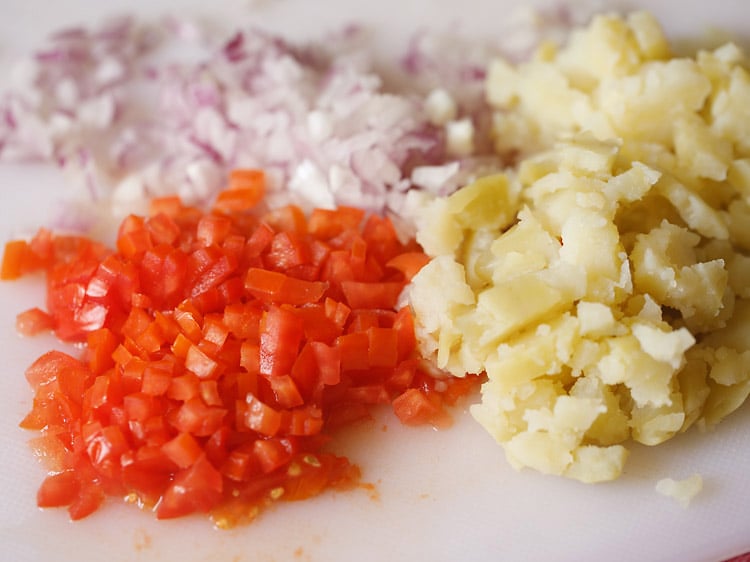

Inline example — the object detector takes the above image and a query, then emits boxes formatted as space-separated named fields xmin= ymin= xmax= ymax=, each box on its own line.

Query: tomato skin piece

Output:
xmin=199 ymin=380 xmax=223 ymax=407
xmin=204 ymin=426 xmax=231 ymax=468
xmin=324 ymin=298 xmax=350 ymax=328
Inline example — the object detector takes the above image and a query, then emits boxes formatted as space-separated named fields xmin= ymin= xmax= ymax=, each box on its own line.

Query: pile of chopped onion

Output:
xmin=0 ymin=4 xmax=595 ymax=233
xmin=0 ymin=17 xmax=474 ymax=231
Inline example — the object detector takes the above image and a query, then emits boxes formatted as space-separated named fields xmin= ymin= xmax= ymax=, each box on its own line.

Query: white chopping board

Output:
xmin=0 ymin=1 xmax=749 ymax=561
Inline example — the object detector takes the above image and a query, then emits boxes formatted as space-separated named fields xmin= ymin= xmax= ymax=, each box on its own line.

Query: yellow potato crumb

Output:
xmin=408 ymin=11 xmax=750 ymax=482
xmin=655 ymin=474 xmax=704 ymax=508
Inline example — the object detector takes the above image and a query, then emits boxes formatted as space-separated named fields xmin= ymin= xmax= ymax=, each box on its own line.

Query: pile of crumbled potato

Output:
xmin=407 ymin=11 xmax=750 ymax=482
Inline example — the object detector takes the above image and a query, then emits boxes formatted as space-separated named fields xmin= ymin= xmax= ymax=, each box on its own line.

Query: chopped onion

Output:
xmin=0 ymin=7 xmax=585 ymax=230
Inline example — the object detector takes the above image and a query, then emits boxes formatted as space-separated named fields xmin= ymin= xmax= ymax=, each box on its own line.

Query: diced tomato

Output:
xmin=392 ymin=388 xmax=451 ymax=428
xmin=243 ymin=394 xmax=282 ymax=437
xmin=259 ymin=305 xmax=303 ymax=377
xmin=281 ymin=406 xmax=324 ymax=436
xmin=188 ymin=248 xmax=238 ymax=299
xmin=84 ymin=424 xmax=131 ymax=476
xmin=5 ymin=169 xmax=479 ymax=528
xmin=214 ymin=169 xmax=265 ymax=213
xmin=123 ymin=392 xmax=160 ymax=421
xmin=145 ymin=212 xmax=181 ymax=246
xmin=385 ymin=251 xmax=430 ymax=281
xmin=393 ymin=306 xmax=417 ymax=361
xmin=171 ymin=398 xmax=227 ymax=437
xmin=307 ymin=207 xmax=365 ymax=239
xmin=197 ymin=214 xmax=233 ymax=247
xmin=324 ymin=298 xmax=350 ymax=328
xmin=267 ymin=375 xmax=304 ymax=409
xmin=223 ymin=301 xmax=262 ymax=339
xmin=25 ymin=350 xmax=91 ymax=404
xmin=367 ymin=327 xmax=399 ymax=368
xmin=261 ymin=205 xmax=306 ymax=235
xmin=340 ymin=280 xmax=404 ymax=310
xmin=67 ymin=481 xmax=105 ymax=520
xmin=1 ymin=239 xmax=30 ymax=280
xmin=16 ymin=307 xmax=55 ymax=336
xmin=253 ymin=438 xmax=293 ymax=474
xmin=141 ymin=366 xmax=173 ymax=396
xmin=86 ymin=328 xmax=118 ymax=375
xmin=244 ymin=222 xmax=275 ymax=259
xmin=185 ymin=343 xmax=220 ymax=379
xmin=162 ymin=432 xmax=204 ymax=468
xmin=199 ymin=380 xmax=223 ymax=407
xmin=361 ymin=214 xmax=403 ymax=264
xmin=245 ymin=268 xmax=328 ymax=306
xmin=121 ymin=448 xmax=175 ymax=503
xmin=37 ymin=470 xmax=80 ymax=508
xmin=167 ymin=373 xmax=200 ymax=402
xmin=156 ymin=455 xmax=223 ymax=519
xmin=335 ymin=332 xmax=370 ymax=371
xmin=117 ymin=218 xmax=153 ymax=259
xmin=310 ymin=342 xmax=341 ymax=386
xmin=139 ymin=245 xmax=187 ymax=308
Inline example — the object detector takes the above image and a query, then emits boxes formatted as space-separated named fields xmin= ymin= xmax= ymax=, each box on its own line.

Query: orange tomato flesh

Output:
xmin=1 ymin=169 xmax=484 ymax=527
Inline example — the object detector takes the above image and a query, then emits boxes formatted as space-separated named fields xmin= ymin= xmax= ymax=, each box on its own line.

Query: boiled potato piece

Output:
xmin=408 ymin=11 xmax=750 ymax=484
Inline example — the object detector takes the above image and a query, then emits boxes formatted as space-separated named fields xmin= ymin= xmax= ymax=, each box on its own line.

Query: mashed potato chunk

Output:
xmin=408 ymin=11 xmax=750 ymax=483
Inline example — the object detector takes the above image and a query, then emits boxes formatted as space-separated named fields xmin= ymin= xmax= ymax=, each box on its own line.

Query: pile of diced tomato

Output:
xmin=1 ymin=169 xmax=481 ymax=527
